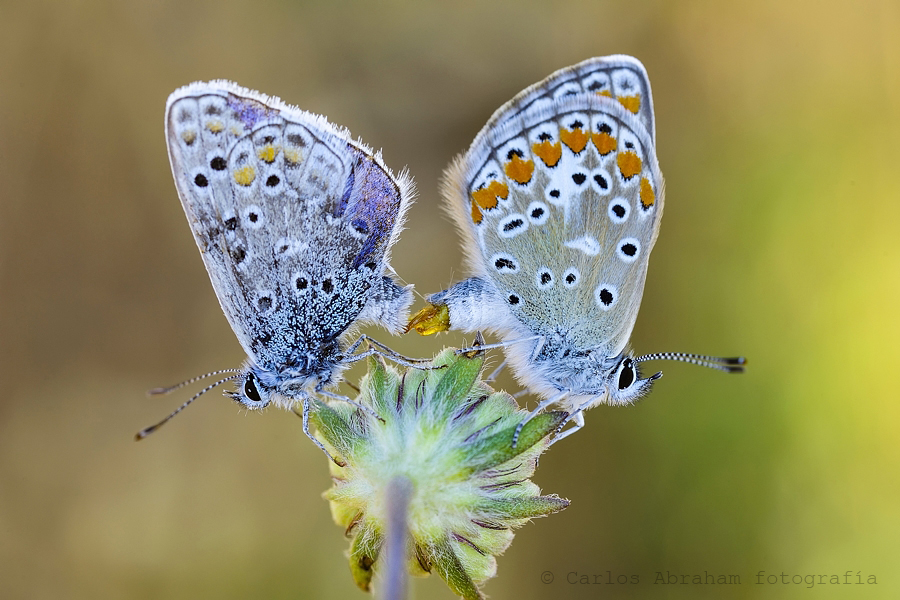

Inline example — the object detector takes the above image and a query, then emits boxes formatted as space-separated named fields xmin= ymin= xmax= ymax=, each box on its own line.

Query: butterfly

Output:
xmin=407 ymin=56 xmax=744 ymax=442
xmin=139 ymin=81 xmax=417 ymax=455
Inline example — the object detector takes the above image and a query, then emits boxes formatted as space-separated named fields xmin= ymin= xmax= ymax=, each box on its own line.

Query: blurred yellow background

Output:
xmin=1 ymin=0 xmax=898 ymax=598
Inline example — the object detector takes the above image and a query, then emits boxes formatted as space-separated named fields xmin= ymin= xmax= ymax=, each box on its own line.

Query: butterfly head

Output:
xmin=227 ymin=368 xmax=275 ymax=410
xmin=604 ymin=352 xmax=746 ymax=406
xmin=604 ymin=354 xmax=662 ymax=406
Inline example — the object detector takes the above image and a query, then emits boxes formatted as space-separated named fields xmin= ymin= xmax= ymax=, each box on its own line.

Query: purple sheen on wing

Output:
xmin=344 ymin=146 xmax=402 ymax=269
xmin=227 ymin=95 xmax=277 ymax=130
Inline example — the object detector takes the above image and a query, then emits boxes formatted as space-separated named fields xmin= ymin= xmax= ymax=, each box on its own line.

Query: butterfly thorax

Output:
xmin=501 ymin=329 xmax=655 ymax=410
xmin=517 ymin=329 xmax=619 ymax=396
xmin=237 ymin=342 xmax=343 ymax=411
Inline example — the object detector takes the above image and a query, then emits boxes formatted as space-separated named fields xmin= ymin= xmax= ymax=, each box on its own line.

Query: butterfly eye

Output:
xmin=617 ymin=358 xmax=636 ymax=390
xmin=244 ymin=373 xmax=263 ymax=404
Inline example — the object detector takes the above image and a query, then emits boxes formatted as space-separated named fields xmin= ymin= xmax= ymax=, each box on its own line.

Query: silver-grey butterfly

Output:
xmin=408 ymin=56 xmax=743 ymax=441
xmin=140 ymin=81 xmax=415 ymax=451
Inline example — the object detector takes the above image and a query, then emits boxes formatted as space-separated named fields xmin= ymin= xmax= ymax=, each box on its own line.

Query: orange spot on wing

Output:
xmin=597 ymin=90 xmax=612 ymax=97
xmin=472 ymin=181 xmax=508 ymax=210
xmin=617 ymin=151 xmax=642 ymax=179
xmin=205 ymin=120 xmax=224 ymax=133
xmin=560 ymin=127 xmax=588 ymax=154
xmin=233 ymin=165 xmax=256 ymax=186
xmin=618 ymin=94 xmax=641 ymax=114
xmin=470 ymin=180 xmax=508 ymax=224
xmin=504 ymin=154 xmax=534 ymax=184
xmin=471 ymin=202 xmax=483 ymax=224
xmin=532 ymin=140 xmax=562 ymax=167
xmin=640 ymin=177 xmax=655 ymax=208
xmin=591 ymin=132 xmax=617 ymax=155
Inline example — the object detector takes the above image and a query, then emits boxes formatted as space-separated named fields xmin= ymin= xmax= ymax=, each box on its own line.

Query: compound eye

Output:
xmin=617 ymin=358 xmax=635 ymax=390
xmin=244 ymin=373 xmax=263 ymax=404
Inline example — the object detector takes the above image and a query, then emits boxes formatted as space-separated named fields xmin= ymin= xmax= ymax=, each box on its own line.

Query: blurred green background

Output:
xmin=1 ymin=0 xmax=898 ymax=598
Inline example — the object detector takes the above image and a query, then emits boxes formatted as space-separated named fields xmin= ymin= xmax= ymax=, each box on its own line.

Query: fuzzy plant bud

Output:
xmin=310 ymin=346 xmax=570 ymax=599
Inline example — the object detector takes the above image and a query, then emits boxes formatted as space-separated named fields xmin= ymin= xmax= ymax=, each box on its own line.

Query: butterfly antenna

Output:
xmin=136 ymin=374 xmax=239 ymax=440
xmin=635 ymin=352 xmax=746 ymax=374
xmin=147 ymin=369 xmax=240 ymax=396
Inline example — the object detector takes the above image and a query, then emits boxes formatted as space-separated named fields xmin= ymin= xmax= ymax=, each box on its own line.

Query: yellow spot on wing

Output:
xmin=618 ymin=94 xmax=641 ymax=114
xmin=284 ymin=147 xmax=302 ymax=164
xmin=181 ymin=130 xmax=196 ymax=145
xmin=206 ymin=120 xmax=224 ymax=133
xmin=470 ymin=180 xmax=508 ymax=224
xmin=532 ymin=140 xmax=561 ymax=167
xmin=560 ymin=127 xmax=588 ymax=154
xmin=617 ymin=151 xmax=642 ymax=179
xmin=591 ymin=132 xmax=616 ymax=155
xmin=597 ymin=90 xmax=612 ymax=97
xmin=640 ymin=177 xmax=655 ymax=208
xmin=257 ymin=145 xmax=279 ymax=163
xmin=233 ymin=165 xmax=256 ymax=186
xmin=504 ymin=154 xmax=534 ymax=184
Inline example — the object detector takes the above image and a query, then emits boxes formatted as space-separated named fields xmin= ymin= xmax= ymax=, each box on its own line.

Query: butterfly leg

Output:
xmin=316 ymin=387 xmax=385 ymax=423
xmin=360 ymin=335 xmax=433 ymax=363
xmin=455 ymin=335 xmax=543 ymax=355
xmin=549 ymin=409 xmax=587 ymax=446
xmin=512 ymin=390 xmax=568 ymax=448
xmin=294 ymin=398 xmax=347 ymax=467
xmin=483 ymin=359 xmax=507 ymax=383
xmin=343 ymin=335 xmax=441 ymax=371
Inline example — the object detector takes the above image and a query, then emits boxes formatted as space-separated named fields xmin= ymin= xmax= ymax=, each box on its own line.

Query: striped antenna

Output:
xmin=136 ymin=374 xmax=239 ymax=440
xmin=147 ymin=369 xmax=240 ymax=396
xmin=635 ymin=352 xmax=746 ymax=374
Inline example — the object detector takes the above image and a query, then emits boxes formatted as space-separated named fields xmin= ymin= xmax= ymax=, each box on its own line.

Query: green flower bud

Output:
xmin=310 ymin=347 xmax=569 ymax=599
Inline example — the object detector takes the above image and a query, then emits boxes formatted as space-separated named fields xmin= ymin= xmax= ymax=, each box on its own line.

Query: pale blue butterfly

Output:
xmin=408 ymin=56 xmax=744 ymax=443
xmin=140 ymin=81 xmax=418 ymax=459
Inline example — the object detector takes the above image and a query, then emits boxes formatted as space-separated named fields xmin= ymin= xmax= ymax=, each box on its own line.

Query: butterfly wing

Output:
xmin=492 ymin=55 xmax=656 ymax=143
xmin=165 ymin=82 xmax=413 ymax=372
xmin=442 ymin=56 xmax=663 ymax=357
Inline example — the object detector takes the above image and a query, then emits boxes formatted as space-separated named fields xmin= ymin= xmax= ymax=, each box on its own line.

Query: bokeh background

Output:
xmin=1 ymin=0 xmax=898 ymax=598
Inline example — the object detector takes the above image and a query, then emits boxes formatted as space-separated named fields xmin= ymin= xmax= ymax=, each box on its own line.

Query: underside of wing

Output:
xmin=443 ymin=60 xmax=663 ymax=356
xmin=165 ymin=82 xmax=413 ymax=367
xmin=490 ymin=55 xmax=655 ymax=145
